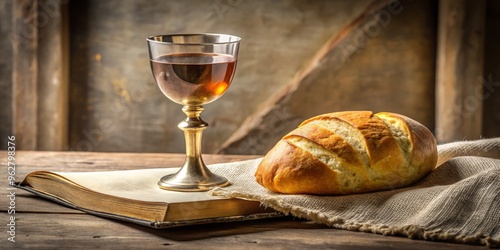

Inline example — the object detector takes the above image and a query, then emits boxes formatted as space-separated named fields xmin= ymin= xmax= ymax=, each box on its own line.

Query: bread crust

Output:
xmin=255 ymin=139 xmax=343 ymax=195
xmin=378 ymin=112 xmax=437 ymax=179
xmin=255 ymin=111 xmax=438 ymax=195
xmin=287 ymin=123 xmax=362 ymax=167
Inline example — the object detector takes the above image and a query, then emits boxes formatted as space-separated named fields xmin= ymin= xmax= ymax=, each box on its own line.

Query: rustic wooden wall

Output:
xmin=1 ymin=0 xmax=499 ymax=153
xmin=67 ymin=0 xmax=381 ymax=153
xmin=220 ymin=0 xmax=438 ymax=154
xmin=0 ymin=0 xmax=13 ymax=149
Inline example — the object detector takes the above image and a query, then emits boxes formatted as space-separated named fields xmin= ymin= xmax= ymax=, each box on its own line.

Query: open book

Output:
xmin=18 ymin=167 xmax=278 ymax=228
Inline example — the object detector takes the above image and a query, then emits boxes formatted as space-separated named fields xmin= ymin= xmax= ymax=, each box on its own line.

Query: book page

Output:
xmin=56 ymin=168 xmax=227 ymax=203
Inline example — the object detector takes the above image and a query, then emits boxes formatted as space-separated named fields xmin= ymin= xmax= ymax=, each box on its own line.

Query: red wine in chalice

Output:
xmin=151 ymin=53 xmax=237 ymax=106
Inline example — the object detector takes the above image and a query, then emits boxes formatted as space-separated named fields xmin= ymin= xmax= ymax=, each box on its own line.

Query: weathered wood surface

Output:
xmin=0 ymin=151 xmax=485 ymax=249
xmin=2 ymin=0 xmax=500 ymax=154
xmin=36 ymin=0 xmax=69 ymax=150
xmin=12 ymin=0 xmax=38 ymax=150
xmin=0 ymin=0 xmax=13 ymax=149
xmin=218 ymin=0 xmax=390 ymax=154
xmin=67 ymin=0 xmax=385 ymax=154
xmin=1 ymin=214 xmax=485 ymax=250
xmin=219 ymin=0 xmax=437 ymax=154
xmin=7 ymin=0 xmax=70 ymax=151
xmin=435 ymin=0 xmax=486 ymax=143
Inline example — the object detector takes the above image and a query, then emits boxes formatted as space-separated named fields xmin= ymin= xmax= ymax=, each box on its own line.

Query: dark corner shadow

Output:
xmin=68 ymin=0 xmax=90 ymax=149
xmin=110 ymin=216 xmax=329 ymax=241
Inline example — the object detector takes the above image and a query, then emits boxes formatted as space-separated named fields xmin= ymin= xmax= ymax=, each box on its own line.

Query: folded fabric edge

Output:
xmin=210 ymin=189 xmax=499 ymax=248
xmin=436 ymin=137 xmax=500 ymax=167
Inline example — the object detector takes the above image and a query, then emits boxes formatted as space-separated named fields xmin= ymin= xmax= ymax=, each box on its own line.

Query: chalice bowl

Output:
xmin=147 ymin=34 xmax=240 ymax=191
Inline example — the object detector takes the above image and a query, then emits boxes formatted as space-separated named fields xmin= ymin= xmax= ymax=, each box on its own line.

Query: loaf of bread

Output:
xmin=255 ymin=111 xmax=437 ymax=195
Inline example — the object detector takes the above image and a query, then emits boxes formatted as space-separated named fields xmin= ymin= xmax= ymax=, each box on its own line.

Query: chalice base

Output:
xmin=158 ymin=156 xmax=230 ymax=191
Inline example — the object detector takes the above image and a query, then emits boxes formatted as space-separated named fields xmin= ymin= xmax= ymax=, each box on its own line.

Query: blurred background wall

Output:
xmin=1 ymin=0 xmax=499 ymax=154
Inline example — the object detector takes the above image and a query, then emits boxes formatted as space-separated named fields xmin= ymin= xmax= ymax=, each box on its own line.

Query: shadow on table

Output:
xmin=114 ymin=216 xmax=329 ymax=241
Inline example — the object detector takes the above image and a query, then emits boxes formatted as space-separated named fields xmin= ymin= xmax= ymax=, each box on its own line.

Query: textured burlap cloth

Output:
xmin=209 ymin=138 xmax=500 ymax=247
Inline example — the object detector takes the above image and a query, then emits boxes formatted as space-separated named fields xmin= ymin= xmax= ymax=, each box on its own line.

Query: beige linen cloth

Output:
xmin=209 ymin=138 xmax=500 ymax=247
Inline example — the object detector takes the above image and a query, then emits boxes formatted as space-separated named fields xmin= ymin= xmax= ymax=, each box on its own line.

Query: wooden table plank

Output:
xmin=2 ymin=192 xmax=82 ymax=214
xmin=0 ymin=150 xmax=260 ymax=171
xmin=0 ymin=213 xmax=484 ymax=249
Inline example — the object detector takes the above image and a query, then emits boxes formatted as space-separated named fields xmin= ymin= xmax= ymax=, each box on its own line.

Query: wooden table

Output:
xmin=0 ymin=151 xmax=486 ymax=249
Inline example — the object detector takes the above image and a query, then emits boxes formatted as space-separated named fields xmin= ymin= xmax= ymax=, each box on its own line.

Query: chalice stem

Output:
xmin=179 ymin=105 xmax=209 ymax=176
xmin=157 ymin=105 xmax=229 ymax=191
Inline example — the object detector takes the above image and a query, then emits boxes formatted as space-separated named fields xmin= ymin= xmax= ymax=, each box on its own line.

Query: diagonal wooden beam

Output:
xmin=217 ymin=0 xmax=393 ymax=154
